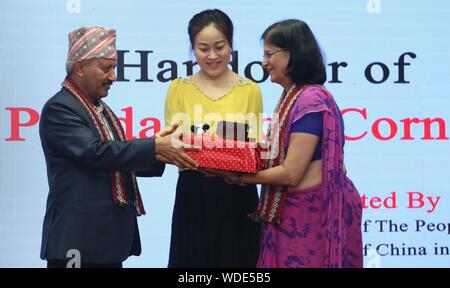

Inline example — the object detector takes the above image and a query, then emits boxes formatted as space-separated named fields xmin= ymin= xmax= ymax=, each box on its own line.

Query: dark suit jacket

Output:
xmin=39 ymin=88 xmax=165 ymax=263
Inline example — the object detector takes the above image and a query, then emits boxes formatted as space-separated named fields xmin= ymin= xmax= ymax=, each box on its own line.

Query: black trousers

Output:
xmin=47 ymin=259 xmax=123 ymax=268
xmin=169 ymin=171 xmax=261 ymax=268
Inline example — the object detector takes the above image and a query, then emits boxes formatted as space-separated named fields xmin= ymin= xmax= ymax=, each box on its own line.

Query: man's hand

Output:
xmin=201 ymin=169 xmax=242 ymax=184
xmin=155 ymin=125 xmax=199 ymax=169
xmin=156 ymin=124 xmax=179 ymax=139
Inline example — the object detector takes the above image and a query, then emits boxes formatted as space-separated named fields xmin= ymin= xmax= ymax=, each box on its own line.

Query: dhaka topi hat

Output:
xmin=67 ymin=26 xmax=117 ymax=61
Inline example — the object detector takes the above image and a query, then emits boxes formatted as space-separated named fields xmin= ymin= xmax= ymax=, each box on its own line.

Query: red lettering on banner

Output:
xmin=2 ymin=106 xmax=448 ymax=141
xmin=361 ymin=191 xmax=441 ymax=213
xmin=361 ymin=192 xmax=398 ymax=209
xmin=117 ymin=106 xmax=161 ymax=139
xmin=400 ymin=117 xmax=420 ymax=140
xmin=5 ymin=107 xmax=40 ymax=141
xmin=343 ymin=108 xmax=448 ymax=141
xmin=372 ymin=118 xmax=398 ymax=140
xmin=139 ymin=117 xmax=161 ymax=139
xmin=342 ymin=108 xmax=368 ymax=140
xmin=117 ymin=106 xmax=137 ymax=140
xmin=401 ymin=118 xmax=448 ymax=140
xmin=407 ymin=192 xmax=441 ymax=213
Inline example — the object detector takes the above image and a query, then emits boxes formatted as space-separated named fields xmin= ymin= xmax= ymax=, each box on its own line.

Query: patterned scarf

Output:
xmin=251 ymin=84 xmax=308 ymax=224
xmin=62 ymin=76 xmax=146 ymax=216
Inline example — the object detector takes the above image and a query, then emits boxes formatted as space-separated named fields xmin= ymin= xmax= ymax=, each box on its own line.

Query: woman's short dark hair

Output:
xmin=188 ymin=9 xmax=234 ymax=49
xmin=262 ymin=19 xmax=326 ymax=85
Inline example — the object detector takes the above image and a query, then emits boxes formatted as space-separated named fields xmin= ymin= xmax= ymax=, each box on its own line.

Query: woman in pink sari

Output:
xmin=220 ymin=19 xmax=363 ymax=268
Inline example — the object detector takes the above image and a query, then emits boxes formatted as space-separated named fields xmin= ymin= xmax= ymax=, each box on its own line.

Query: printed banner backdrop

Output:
xmin=1 ymin=0 xmax=449 ymax=268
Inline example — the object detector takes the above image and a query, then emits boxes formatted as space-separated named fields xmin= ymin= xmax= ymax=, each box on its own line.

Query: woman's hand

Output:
xmin=202 ymin=169 xmax=243 ymax=184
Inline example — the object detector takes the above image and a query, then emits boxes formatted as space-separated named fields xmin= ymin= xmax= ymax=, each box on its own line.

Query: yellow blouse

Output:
xmin=165 ymin=76 xmax=263 ymax=140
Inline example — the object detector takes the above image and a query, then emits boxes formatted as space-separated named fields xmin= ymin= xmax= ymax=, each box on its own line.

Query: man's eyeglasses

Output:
xmin=263 ymin=49 xmax=286 ymax=60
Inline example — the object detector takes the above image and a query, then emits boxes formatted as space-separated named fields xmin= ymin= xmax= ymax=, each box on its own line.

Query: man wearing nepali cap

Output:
xmin=39 ymin=27 xmax=198 ymax=268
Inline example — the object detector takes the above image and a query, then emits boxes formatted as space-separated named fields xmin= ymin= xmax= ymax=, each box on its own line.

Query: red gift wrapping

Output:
xmin=182 ymin=135 xmax=261 ymax=173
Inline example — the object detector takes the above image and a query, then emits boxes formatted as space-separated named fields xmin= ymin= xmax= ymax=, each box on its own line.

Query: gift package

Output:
xmin=182 ymin=121 xmax=261 ymax=173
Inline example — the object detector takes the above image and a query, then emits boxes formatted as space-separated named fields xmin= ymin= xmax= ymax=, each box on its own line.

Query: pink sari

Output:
xmin=257 ymin=85 xmax=363 ymax=268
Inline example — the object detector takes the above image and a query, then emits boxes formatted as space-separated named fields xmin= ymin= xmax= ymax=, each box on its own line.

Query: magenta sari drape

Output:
xmin=257 ymin=85 xmax=363 ymax=268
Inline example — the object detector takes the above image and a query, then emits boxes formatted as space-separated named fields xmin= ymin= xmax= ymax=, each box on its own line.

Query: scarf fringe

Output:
xmin=251 ymin=84 xmax=307 ymax=224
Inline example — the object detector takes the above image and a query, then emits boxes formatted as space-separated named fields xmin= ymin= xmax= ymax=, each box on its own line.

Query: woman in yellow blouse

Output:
xmin=165 ymin=9 xmax=263 ymax=268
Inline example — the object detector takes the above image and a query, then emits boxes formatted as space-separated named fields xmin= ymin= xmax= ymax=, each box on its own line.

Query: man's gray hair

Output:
xmin=66 ymin=61 xmax=75 ymax=74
